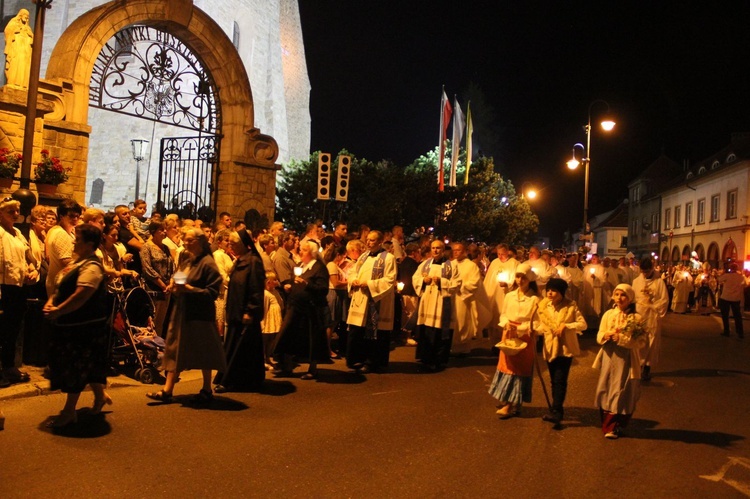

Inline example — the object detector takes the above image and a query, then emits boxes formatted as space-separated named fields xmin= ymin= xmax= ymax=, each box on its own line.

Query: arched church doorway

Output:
xmin=88 ymin=25 xmax=221 ymax=217
xmin=44 ymin=0 xmax=279 ymax=219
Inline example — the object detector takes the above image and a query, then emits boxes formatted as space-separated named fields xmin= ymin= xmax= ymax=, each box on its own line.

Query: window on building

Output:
xmin=632 ymin=219 xmax=639 ymax=235
xmin=674 ymin=205 xmax=681 ymax=228
xmin=620 ymin=236 xmax=627 ymax=247
xmin=711 ymin=194 xmax=720 ymax=222
xmin=727 ymin=153 xmax=737 ymax=163
xmin=685 ymin=202 xmax=693 ymax=226
xmin=633 ymin=185 xmax=640 ymax=203
xmin=652 ymin=213 xmax=659 ymax=232
xmin=698 ymin=166 xmax=707 ymax=175
xmin=711 ymin=160 xmax=721 ymax=170
xmin=665 ymin=208 xmax=671 ymax=229
xmin=697 ymin=198 xmax=706 ymax=224
xmin=727 ymin=189 xmax=738 ymax=219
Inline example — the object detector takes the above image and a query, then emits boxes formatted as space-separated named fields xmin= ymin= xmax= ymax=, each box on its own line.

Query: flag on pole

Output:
xmin=449 ymin=97 xmax=465 ymax=187
xmin=464 ymin=102 xmax=473 ymax=185
xmin=438 ymin=89 xmax=452 ymax=192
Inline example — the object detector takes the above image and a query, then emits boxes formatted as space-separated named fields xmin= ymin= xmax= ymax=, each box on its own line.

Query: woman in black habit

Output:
xmin=214 ymin=229 xmax=266 ymax=392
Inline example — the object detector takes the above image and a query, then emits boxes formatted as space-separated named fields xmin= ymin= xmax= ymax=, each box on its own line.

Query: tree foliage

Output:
xmin=275 ymin=148 xmax=538 ymax=245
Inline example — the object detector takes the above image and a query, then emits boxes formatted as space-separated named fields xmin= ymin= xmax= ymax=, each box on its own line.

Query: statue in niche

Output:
xmin=4 ymin=9 xmax=33 ymax=88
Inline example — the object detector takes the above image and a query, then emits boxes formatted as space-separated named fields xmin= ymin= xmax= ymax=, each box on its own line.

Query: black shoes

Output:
xmin=641 ymin=365 xmax=652 ymax=381
xmin=542 ymin=410 xmax=563 ymax=424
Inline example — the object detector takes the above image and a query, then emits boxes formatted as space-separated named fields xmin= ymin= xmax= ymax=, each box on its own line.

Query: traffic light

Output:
xmin=317 ymin=152 xmax=331 ymax=200
xmin=335 ymin=155 xmax=351 ymax=202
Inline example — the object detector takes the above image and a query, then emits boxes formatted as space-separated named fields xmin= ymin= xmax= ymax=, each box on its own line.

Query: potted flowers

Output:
xmin=0 ymin=148 xmax=21 ymax=188
xmin=34 ymin=149 xmax=70 ymax=194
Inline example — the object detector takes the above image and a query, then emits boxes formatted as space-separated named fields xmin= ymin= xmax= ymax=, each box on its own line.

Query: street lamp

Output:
xmin=131 ymin=139 xmax=149 ymax=200
xmin=520 ymin=181 xmax=538 ymax=201
xmin=566 ymin=99 xmax=615 ymax=235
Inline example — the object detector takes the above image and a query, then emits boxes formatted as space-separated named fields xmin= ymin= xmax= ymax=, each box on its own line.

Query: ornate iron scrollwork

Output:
xmin=90 ymin=25 xmax=220 ymax=133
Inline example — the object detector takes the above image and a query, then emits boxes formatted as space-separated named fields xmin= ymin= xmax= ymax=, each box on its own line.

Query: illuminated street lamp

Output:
xmin=131 ymin=138 xmax=149 ymax=200
xmin=520 ymin=182 xmax=537 ymax=201
xmin=566 ymin=100 xmax=615 ymax=235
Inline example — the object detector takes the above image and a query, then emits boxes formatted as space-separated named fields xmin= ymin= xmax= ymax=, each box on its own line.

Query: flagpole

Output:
xmin=438 ymin=87 xmax=445 ymax=192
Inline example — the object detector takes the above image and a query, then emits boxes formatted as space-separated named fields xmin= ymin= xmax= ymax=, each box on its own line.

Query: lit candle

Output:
xmin=589 ymin=268 xmax=596 ymax=277
xmin=397 ymin=282 xmax=405 ymax=292
xmin=497 ymin=271 xmax=509 ymax=284
xmin=294 ymin=267 xmax=303 ymax=277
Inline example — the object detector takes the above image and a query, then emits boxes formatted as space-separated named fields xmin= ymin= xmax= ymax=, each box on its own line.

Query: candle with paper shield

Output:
xmin=496 ymin=271 xmax=510 ymax=284
xmin=294 ymin=267 xmax=303 ymax=277
xmin=397 ymin=282 xmax=405 ymax=292
xmin=173 ymin=270 xmax=187 ymax=285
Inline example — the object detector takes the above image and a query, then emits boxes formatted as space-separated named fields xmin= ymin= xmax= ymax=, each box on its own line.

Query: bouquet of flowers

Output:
xmin=0 ymin=148 xmax=22 ymax=179
xmin=34 ymin=149 xmax=70 ymax=185
xmin=622 ymin=314 xmax=647 ymax=340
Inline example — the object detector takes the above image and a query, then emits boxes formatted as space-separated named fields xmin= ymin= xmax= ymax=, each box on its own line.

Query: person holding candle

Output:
xmin=346 ymin=231 xmax=397 ymax=374
xmin=146 ymin=228 xmax=227 ymax=403
xmin=581 ymin=254 xmax=607 ymax=328
xmin=670 ymin=264 xmax=692 ymax=314
xmin=488 ymin=263 xmax=540 ymax=418
xmin=483 ymin=243 xmax=519 ymax=345
xmin=413 ymin=240 xmax=461 ymax=371
xmin=274 ymin=240 xmax=330 ymax=379
xmin=450 ymin=242 xmax=490 ymax=355
xmin=632 ymin=257 xmax=669 ymax=381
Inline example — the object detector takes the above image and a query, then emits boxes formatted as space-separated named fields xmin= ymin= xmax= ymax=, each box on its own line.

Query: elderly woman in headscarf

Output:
xmin=274 ymin=240 xmax=330 ymax=379
xmin=488 ymin=262 xmax=540 ymax=419
xmin=593 ymin=283 xmax=648 ymax=439
xmin=213 ymin=229 xmax=266 ymax=392
xmin=146 ymin=228 xmax=226 ymax=404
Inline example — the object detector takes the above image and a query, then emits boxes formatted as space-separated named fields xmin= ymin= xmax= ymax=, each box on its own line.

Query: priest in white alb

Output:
xmin=450 ymin=242 xmax=491 ymax=355
xmin=346 ymin=230 xmax=397 ymax=374
xmin=413 ymin=240 xmax=461 ymax=371
xmin=483 ymin=243 xmax=518 ymax=344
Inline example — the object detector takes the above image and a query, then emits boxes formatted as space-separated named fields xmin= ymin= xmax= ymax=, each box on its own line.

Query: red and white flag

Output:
xmin=438 ymin=89 xmax=452 ymax=192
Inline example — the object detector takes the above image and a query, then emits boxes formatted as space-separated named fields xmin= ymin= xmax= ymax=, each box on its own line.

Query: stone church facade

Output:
xmin=0 ymin=0 xmax=310 ymax=222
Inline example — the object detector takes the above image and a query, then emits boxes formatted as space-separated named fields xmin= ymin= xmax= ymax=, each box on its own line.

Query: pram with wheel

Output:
xmin=109 ymin=278 xmax=165 ymax=384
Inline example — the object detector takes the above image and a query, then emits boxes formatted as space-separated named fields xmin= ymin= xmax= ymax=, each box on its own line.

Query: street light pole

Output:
xmin=566 ymin=100 xmax=615 ymax=236
xmin=15 ymin=0 xmax=54 ymax=214
xmin=131 ymin=139 xmax=148 ymax=200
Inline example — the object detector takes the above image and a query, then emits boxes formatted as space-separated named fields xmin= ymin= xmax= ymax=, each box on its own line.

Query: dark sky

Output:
xmin=297 ymin=1 xmax=750 ymax=244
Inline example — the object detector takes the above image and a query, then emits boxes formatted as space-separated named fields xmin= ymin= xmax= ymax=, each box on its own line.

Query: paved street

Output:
xmin=1 ymin=312 xmax=749 ymax=498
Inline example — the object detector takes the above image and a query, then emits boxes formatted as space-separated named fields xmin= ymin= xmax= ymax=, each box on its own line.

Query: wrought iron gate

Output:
xmin=157 ymin=136 xmax=220 ymax=219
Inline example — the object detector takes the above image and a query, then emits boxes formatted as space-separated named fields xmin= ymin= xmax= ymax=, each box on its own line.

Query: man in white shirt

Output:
xmin=484 ymin=243 xmax=519 ymax=345
xmin=633 ymin=257 xmax=669 ymax=380
xmin=450 ymin=242 xmax=490 ymax=355
xmin=718 ymin=262 xmax=745 ymax=339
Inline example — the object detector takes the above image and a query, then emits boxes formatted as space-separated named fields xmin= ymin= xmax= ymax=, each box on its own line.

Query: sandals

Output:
xmin=192 ymin=389 xmax=214 ymax=404
xmin=146 ymin=390 xmax=173 ymax=402
xmin=46 ymin=410 xmax=77 ymax=428
xmin=91 ymin=393 xmax=113 ymax=415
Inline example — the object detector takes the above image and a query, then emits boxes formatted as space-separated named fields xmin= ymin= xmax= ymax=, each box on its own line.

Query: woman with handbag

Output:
xmin=488 ymin=263 xmax=540 ymax=419
xmin=43 ymin=224 xmax=110 ymax=427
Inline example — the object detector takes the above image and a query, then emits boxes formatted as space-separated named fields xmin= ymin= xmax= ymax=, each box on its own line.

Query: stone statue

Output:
xmin=4 ymin=9 xmax=33 ymax=88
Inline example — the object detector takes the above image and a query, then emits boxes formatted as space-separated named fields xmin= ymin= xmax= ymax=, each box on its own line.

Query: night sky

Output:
xmin=297 ymin=1 xmax=750 ymax=244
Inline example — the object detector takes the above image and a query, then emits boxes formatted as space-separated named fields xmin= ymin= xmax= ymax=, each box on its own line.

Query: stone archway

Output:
xmin=722 ymin=238 xmax=738 ymax=267
xmin=707 ymin=242 xmax=720 ymax=270
xmin=43 ymin=0 xmax=279 ymax=217
xmin=670 ymin=246 xmax=680 ymax=265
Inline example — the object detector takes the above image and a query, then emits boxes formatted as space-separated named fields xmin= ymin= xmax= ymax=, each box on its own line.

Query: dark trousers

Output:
xmin=547 ymin=356 xmax=573 ymax=414
xmin=346 ymin=326 xmax=391 ymax=369
xmin=719 ymin=298 xmax=744 ymax=337
xmin=0 ymin=284 xmax=26 ymax=368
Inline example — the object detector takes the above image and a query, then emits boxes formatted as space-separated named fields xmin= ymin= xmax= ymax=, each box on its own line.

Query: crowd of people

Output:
xmin=0 ymin=197 xmax=745 ymax=435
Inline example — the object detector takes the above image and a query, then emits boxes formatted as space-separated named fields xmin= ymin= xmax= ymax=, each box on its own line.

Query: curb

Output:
xmin=0 ymin=367 xmax=203 ymax=403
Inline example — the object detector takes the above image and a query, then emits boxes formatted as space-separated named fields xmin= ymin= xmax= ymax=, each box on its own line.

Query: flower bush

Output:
xmin=0 ymin=148 xmax=22 ymax=179
xmin=34 ymin=149 xmax=70 ymax=185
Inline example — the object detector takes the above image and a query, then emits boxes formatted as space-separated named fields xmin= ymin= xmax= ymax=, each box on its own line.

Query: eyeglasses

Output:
xmin=2 ymin=197 xmax=13 ymax=202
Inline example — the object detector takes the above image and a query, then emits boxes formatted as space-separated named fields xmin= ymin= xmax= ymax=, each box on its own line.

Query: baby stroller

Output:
xmin=109 ymin=278 xmax=165 ymax=384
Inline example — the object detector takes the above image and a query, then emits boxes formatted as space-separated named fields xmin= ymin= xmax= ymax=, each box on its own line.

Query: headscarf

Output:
xmin=613 ymin=283 xmax=635 ymax=303
xmin=515 ymin=262 xmax=537 ymax=282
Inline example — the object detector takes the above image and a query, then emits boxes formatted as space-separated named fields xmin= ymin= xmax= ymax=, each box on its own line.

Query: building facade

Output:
xmin=0 ymin=0 xmax=310 ymax=221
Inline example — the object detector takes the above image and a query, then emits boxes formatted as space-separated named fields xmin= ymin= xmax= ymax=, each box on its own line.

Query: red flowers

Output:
xmin=0 ymin=148 xmax=22 ymax=179
xmin=34 ymin=150 xmax=71 ymax=185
